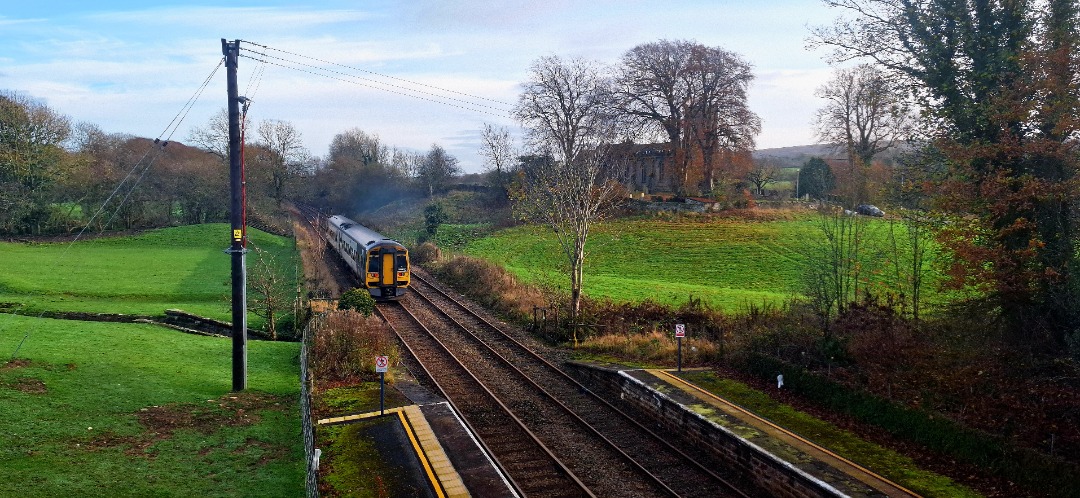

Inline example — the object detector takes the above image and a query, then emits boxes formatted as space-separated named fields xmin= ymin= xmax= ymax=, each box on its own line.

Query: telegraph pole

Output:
xmin=223 ymin=38 xmax=247 ymax=391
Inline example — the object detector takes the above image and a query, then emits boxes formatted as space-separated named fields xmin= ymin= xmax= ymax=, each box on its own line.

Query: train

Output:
xmin=325 ymin=214 xmax=410 ymax=299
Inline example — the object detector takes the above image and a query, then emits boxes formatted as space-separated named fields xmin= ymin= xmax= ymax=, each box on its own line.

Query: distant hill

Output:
xmin=753 ymin=143 xmax=911 ymax=168
xmin=752 ymin=144 xmax=841 ymax=169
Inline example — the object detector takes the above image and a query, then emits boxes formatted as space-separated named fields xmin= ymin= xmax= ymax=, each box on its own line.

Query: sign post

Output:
xmin=375 ymin=355 xmax=389 ymax=415
xmin=675 ymin=324 xmax=686 ymax=372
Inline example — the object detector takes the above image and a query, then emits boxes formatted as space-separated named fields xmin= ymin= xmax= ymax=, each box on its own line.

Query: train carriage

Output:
xmin=325 ymin=214 xmax=410 ymax=299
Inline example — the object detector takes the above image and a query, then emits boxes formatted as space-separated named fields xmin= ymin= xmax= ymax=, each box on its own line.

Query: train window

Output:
xmin=367 ymin=253 xmax=380 ymax=272
xmin=396 ymin=254 xmax=407 ymax=271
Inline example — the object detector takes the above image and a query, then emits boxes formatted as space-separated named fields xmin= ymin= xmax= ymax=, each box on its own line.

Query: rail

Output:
xmin=406 ymin=271 xmax=756 ymax=497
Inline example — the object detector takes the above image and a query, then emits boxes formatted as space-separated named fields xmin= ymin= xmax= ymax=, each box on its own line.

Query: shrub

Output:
xmin=337 ymin=288 xmax=375 ymax=316
xmin=311 ymin=310 xmax=400 ymax=384
xmin=411 ymin=242 xmax=441 ymax=266
xmin=429 ymin=255 xmax=548 ymax=329
xmin=738 ymin=353 xmax=1080 ymax=497
xmin=578 ymin=331 xmax=722 ymax=366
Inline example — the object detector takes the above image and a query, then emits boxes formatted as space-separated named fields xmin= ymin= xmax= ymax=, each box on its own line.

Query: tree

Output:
xmin=255 ymin=119 xmax=308 ymax=204
xmin=803 ymin=205 xmax=873 ymax=329
xmin=813 ymin=63 xmax=913 ymax=203
xmin=415 ymin=144 xmax=460 ymax=196
xmin=186 ymin=108 xmax=233 ymax=162
xmin=423 ymin=202 xmax=447 ymax=238
xmin=0 ymin=91 xmax=72 ymax=234
xmin=746 ymin=159 xmax=780 ymax=196
xmin=311 ymin=129 xmax=408 ymax=213
xmin=514 ymin=55 xmax=624 ymax=345
xmin=248 ymin=245 xmax=293 ymax=340
xmin=812 ymin=0 xmax=1080 ymax=347
xmin=798 ymin=157 xmax=836 ymax=200
xmin=478 ymin=122 xmax=516 ymax=203
xmin=614 ymin=40 xmax=759 ymax=195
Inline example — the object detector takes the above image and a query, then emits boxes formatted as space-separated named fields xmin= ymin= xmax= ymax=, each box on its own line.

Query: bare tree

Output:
xmin=186 ymin=108 xmax=231 ymax=162
xmin=478 ymin=122 xmax=516 ymax=202
xmin=614 ymin=40 xmax=759 ymax=195
xmin=803 ymin=206 xmax=872 ymax=330
xmin=0 ymin=91 xmax=72 ymax=234
xmin=813 ymin=64 xmax=913 ymax=203
xmin=248 ymin=245 xmax=292 ymax=340
xmin=514 ymin=55 xmax=623 ymax=345
xmin=682 ymin=43 xmax=761 ymax=193
xmin=416 ymin=144 xmax=460 ymax=196
xmin=746 ymin=159 xmax=780 ymax=196
xmin=255 ymin=119 xmax=308 ymax=203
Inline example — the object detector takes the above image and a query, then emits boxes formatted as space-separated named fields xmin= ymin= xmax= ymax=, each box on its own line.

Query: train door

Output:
xmin=381 ymin=251 xmax=395 ymax=286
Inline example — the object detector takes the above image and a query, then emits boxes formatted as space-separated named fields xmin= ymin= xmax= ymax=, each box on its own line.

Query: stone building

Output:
xmin=606 ymin=143 xmax=675 ymax=194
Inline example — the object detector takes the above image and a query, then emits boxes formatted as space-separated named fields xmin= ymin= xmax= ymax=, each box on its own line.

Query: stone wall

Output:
xmin=565 ymin=362 xmax=848 ymax=498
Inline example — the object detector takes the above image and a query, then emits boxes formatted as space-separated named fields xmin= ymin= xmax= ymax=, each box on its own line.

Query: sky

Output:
xmin=1 ymin=1 xmax=845 ymax=173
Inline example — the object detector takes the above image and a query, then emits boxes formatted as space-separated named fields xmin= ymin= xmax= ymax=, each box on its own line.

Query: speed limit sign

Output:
xmin=375 ymin=355 xmax=389 ymax=373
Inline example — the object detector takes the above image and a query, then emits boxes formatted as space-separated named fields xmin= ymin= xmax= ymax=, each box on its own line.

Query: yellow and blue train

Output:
xmin=325 ymin=214 xmax=410 ymax=299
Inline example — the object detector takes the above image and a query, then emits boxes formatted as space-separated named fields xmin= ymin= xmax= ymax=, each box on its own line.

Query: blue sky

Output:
xmin=1 ymin=1 xmax=842 ymax=172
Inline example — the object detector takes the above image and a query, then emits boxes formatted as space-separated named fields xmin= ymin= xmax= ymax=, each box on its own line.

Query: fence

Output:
xmin=300 ymin=313 xmax=320 ymax=497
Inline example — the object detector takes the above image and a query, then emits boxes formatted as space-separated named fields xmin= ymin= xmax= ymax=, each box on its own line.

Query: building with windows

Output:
xmin=607 ymin=143 xmax=675 ymax=194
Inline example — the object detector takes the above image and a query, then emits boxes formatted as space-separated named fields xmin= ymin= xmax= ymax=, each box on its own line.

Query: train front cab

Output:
xmin=364 ymin=244 xmax=410 ymax=299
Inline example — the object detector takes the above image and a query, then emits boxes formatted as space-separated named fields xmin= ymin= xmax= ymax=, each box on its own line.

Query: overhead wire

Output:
xmin=244 ymin=55 xmax=266 ymax=103
xmin=68 ymin=58 xmax=224 ymax=247
xmin=238 ymin=44 xmax=514 ymax=118
xmin=8 ymin=58 xmax=226 ymax=361
xmin=242 ymin=39 xmax=512 ymax=107
xmin=239 ymin=52 xmax=512 ymax=119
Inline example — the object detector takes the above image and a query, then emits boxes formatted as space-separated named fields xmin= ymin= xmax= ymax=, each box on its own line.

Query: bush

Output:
xmin=311 ymin=310 xmax=400 ymax=383
xmin=337 ymin=288 xmax=375 ymax=316
xmin=739 ymin=353 xmax=1080 ymax=497
xmin=578 ymin=331 xmax=723 ymax=366
xmin=430 ymin=255 xmax=548 ymax=328
xmin=411 ymin=242 xmax=441 ymax=266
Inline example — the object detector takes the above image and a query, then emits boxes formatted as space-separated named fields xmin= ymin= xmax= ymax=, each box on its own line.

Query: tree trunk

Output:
xmin=570 ymin=240 xmax=585 ymax=347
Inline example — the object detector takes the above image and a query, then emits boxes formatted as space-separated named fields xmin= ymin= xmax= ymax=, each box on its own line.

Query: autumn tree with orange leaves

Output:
xmin=613 ymin=40 xmax=760 ymax=196
xmin=812 ymin=0 xmax=1080 ymax=351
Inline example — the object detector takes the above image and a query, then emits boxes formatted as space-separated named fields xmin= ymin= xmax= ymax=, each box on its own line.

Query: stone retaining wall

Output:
xmin=163 ymin=309 xmax=268 ymax=339
xmin=0 ymin=308 xmax=267 ymax=340
xmin=566 ymin=362 xmax=845 ymax=498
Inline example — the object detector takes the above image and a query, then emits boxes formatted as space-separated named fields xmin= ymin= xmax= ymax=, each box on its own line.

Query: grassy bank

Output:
xmin=463 ymin=213 xmax=941 ymax=312
xmin=0 ymin=224 xmax=294 ymax=322
xmin=0 ymin=315 xmax=303 ymax=497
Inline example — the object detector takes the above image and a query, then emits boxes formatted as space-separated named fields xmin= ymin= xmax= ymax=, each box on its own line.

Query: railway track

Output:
xmin=379 ymin=271 xmax=764 ymax=497
xmin=377 ymin=300 xmax=593 ymax=497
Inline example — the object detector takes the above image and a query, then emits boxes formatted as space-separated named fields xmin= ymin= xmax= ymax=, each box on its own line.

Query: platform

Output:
xmin=639 ymin=368 xmax=920 ymax=497
xmin=318 ymin=375 xmax=517 ymax=498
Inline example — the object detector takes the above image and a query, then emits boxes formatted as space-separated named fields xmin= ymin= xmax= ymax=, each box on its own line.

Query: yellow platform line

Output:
xmin=397 ymin=408 xmax=448 ymax=498
xmin=402 ymin=405 xmax=471 ymax=498
xmin=650 ymin=369 xmax=921 ymax=498
xmin=316 ymin=407 xmax=404 ymax=426
xmin=316 ymin=406 xmax=469 ymax=497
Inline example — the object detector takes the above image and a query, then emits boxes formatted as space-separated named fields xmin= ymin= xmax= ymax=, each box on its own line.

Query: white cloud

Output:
xmin=1 ymin=1 xmax=838 ymax=173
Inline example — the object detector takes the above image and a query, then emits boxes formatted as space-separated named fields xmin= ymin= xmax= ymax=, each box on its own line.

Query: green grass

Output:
xmin=434 ymin=223 xmax=495 ymax=252
xmin=463 ymin=215 xmax=942 ymax=312
xmin=679 ymin=371 xmax=980 ymax=498
xmin=0 ymin=224 xmax=295 ymax=322
xmin=0 ymin=314 xmax=303 ymax=497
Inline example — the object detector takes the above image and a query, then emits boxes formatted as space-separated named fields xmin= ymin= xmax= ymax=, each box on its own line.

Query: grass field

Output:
xmin=464 ymin=213 xmax=937 ymax=311
xmin=0 ymin=315 xmax=303 ymax=497
xmin=0 ymin=224 xmax=295 ymax=322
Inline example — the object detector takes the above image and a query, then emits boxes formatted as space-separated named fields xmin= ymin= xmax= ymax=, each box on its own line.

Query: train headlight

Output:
xmin=367 ymin=272 xmax=379 ymax=280
xmin=397 ymin=272 xmax=407 ymax=278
